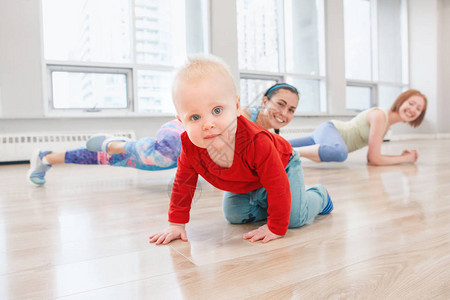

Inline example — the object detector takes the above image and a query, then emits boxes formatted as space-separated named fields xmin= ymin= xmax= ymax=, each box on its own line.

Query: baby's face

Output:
xmin=174 ymin=73 xmax=240 ymax=150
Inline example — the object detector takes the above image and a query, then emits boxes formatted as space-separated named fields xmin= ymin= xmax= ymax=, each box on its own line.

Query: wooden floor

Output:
xmin=1 ymin=139 xmax=449 ymax=299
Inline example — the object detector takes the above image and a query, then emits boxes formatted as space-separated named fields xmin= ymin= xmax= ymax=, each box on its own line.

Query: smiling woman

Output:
xmin=289 ymin=89 xmax=428 ymax=166
xmin=240 ymin=83 xmax=299 ymax=134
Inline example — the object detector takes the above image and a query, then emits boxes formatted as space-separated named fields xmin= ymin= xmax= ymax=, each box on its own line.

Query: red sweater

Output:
xmin=169 ymin=116 xmax=293 ymax=235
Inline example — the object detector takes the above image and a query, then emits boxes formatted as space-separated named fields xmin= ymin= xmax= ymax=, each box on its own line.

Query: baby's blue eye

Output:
xmin=191 ymin=115 xmax=200 ymax=121
xmin=213 ymin=107 xmax=222 ymax=115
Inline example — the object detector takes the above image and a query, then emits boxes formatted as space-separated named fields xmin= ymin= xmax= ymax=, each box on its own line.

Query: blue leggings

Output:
xmin=222 ymin=151 xmax=328 ymax=229
xmin=64 ymin=120 xmax=184 ymax=171
xmin=288 ymin=121 xmax=348 ymax=162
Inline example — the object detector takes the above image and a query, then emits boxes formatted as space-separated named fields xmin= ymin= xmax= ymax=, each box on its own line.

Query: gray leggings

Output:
xmin=288 ymin=121 xmax=348 ymax=162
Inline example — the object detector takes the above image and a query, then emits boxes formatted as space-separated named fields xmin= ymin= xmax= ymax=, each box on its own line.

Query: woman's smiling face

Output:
xmin=262 ymin=88 xmax=299 ymax=130
xmin=398 ymin=95 xmax=425 ymax=123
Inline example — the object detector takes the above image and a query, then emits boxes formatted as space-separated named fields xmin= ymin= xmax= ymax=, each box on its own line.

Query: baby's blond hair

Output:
xmin=172 ymin=54 xmax=236 ymax=102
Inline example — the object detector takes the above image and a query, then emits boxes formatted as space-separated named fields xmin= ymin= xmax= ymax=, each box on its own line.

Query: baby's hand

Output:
xmin=149 ymin=223 xmax=187 ymax=245
xmin=243 ymin=224 xmax=283 ymax=243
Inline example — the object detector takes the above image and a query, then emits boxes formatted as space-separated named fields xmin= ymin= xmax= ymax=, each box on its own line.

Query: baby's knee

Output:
xmin=223 ymin=212 xmax=241 ymax=224
xmin=223 ymin=204 xmax=255 ymax=224
xmin=222 ymin=207 xmax=246 ymax=224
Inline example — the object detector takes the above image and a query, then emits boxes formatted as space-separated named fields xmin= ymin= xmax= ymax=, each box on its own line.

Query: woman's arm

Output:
xmin=366 ymin=110 xmax=417 ymax=166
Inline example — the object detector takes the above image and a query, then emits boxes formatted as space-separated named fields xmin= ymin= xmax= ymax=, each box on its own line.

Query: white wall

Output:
xmin=209 ymin=0 xmax=239 ymax=88
xmin=0 ymin=0 xmax=44 ymax=118
xmin=0 ymin=0 xmax=448 ymax=138
xmin=438 ymin=0 xmax=450 ymax=133
xmin=324 ymin=0 xmax=347 ymax=115
xmin=406 ymin=0 xmax=438 ymax=134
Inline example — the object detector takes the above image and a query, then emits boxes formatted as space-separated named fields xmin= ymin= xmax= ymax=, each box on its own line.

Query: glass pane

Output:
xmin=185 ymin=0 xmax=209 ymax=55
xmin=237 ymin=0 xmax=280 ymax=72
xmin=42 ymin=0 xmax=131 ymax=63
xmin=285 ymin=77 xmax=322 ymax=113
xmin=137 ymin=70 xmax=175 ymax=113
xmin=285 ymin=0 xmax=323 ymax=75
xmin=240 ymin=79 xmax=277 ymax=108
xmin=378 ymin=85 xmax=402 ymax=109
xmin=378 ymin=0 xmax=403 ymax=83
xmin=52 ymin=72 xmax=128 ymax=109
xmin=346 ymin=85 xmax=372 ymax=111
xmin=135 ymin=0 xmax=186 ymax=65
xmin=344 ymin=0 xmax=372 ymax=81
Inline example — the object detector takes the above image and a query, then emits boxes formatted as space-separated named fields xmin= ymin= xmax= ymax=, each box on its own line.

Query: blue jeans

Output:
xmin=288 ymin=121 xmax=348 ymax=162
xmin=222 ymin=151 xmax=328 ymax=229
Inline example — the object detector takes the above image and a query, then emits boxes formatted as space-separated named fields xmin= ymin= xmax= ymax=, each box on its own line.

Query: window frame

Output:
xmin=46 ymin=63 xmax=133 ymax=113
xmin=346 ymin=81 xmax=376 ymax=111
xmin=239 ymin=72 xmax=282 ymax=108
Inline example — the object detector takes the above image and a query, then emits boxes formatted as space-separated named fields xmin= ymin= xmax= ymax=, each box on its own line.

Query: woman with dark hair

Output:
xmin=240 ymin=83 xmax=299 ymax=135
xmin=28 ymin=83 xmax=300 ymax=185
xmin=289 ymin=89 xmax=427 ymax=166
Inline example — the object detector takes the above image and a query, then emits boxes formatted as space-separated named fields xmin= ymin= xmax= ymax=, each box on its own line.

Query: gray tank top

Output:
xmin=331 ymin=108 xmax=389 ymax=152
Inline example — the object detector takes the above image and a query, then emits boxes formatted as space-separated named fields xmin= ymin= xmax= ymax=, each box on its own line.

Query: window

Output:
xmin=378 ymin=85 xmax=403 ymax=109
xmin=344 ymin=0 xmax=408 ymax=111
xmin=136 ymin=70 xmax=173 ymax=113
xmin=42 ymin=0 xmax=132 ymax=63
xmin=237 ymin=0 xmax=280 ymax=73
xmin=344 ymin=0 xmax=372 ymax=82
xmin=236 ymin=0 xmax=326 ymax=113
xmin=49 ymin=66 xmax=131 ymax=110
xmin=346 ymin=85 xmax=373 ymax=111
xmin=42 ymin=0 xmax=208 ymax=114
xmin=240 ymin=77 xmax=278 ymax=108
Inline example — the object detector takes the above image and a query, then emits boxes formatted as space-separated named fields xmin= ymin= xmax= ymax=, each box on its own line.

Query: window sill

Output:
xmin=44 ymin=111 xmax=177 ymax=119
xmin=0 ymin=111 xmax=361 ymax=120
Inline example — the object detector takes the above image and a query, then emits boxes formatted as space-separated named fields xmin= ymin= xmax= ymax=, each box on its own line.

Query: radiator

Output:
xmin=278 ymin=127 xmax=316 ymax=139
xmin=0 ymin=131 xmax=136 ymax=162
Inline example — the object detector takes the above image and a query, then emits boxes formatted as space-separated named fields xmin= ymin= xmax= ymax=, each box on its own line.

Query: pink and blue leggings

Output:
xmin=64 ymin=120 xmax=184 ymax=171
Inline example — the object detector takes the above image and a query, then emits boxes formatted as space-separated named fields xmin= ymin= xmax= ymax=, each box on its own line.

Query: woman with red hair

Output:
xmin=289 ymin=89 xmax=427 ymax=166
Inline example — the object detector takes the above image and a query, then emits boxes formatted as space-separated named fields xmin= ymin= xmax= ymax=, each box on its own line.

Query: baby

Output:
xmin=150 ymin=55 xmax=332 ymax=245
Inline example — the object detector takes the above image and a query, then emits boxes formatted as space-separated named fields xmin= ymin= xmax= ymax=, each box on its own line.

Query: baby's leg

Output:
xmin=286 ymin=151 xmax=329 ymax=228
xmin=222 ymin=189 xmax=269 ymax=224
